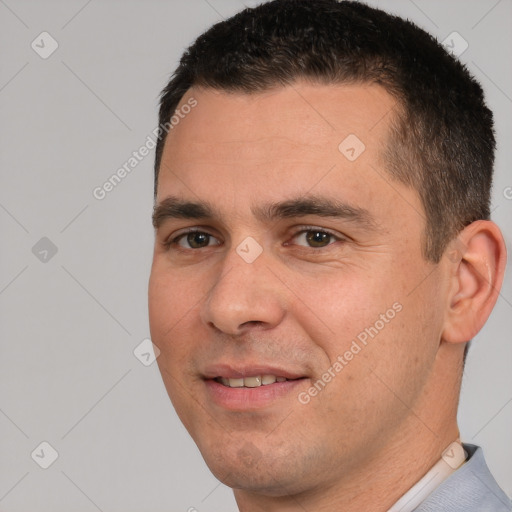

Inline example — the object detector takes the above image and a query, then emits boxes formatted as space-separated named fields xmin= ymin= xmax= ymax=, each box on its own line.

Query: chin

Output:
xmin=197 ymin=439 xmax=315 ymax=496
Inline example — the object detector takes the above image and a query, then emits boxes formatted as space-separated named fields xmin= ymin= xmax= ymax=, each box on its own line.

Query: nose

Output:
xmin=200 ymin=247 xmax=286 ymax=336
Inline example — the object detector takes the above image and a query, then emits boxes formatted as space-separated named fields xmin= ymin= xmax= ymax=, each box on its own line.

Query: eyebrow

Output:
xmin=152 ymin=194 xmax=377 ymax=230
xmin=152 ymin=196 xmax=215 ymax=228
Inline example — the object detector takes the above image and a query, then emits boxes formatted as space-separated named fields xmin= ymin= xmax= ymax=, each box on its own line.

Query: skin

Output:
xmin=148 ymin=81 xmax=506 ymax=511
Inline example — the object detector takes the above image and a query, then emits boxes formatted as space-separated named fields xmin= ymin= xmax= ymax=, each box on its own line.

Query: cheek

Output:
xmin=149 ymin=270 xmax=201 ymax=420
xmin=148 ymin=269 xmax=194 ymax=379
xmin=294 ymin=258 xmax=438 ymax=410
xmin=148 ymin=271 xmax=172 ymax=338
xmin=356 ymin=272 xmax=444 ymax=411
xmin=295 ymin=268 xmax=400 ymax=353
xmin=148 ymin=264 xmax=197 ymax=336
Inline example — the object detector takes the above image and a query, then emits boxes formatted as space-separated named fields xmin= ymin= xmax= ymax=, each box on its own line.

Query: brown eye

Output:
xmin=167 ymin=230 xmax=220 ymax=250
xmin=305 ymin=230 xmax=332 ymax=247
xmin=289 ymin=229 xmax=337 ymax=249
xmin=185 ymin=232 xmax=211 ymax=248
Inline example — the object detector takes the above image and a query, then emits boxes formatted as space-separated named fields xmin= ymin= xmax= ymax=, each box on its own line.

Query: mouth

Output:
xmin=213 ymin=374 xmax=298 ymax=388
xmin=203 ymin=366 xmax=308 ymax=410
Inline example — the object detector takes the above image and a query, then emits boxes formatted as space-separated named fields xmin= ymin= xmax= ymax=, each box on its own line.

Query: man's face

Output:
xmin=148 ymin=82 xmax=448 ymax=495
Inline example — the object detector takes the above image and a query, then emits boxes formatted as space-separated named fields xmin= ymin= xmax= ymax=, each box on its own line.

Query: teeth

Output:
xmin=261 ymin=374 xmax=277 ymax=385
xmin=216 ymin=375 xmax=288 ymax=388
xmin=244 ymin=376 xmax=262 ymax=388
xmin=228 ymin=378 xmax=244 ymax=388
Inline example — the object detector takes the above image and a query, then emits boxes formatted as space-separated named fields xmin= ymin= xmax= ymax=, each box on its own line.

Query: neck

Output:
xmin=234 ymin=343 xmax=464 ymax=512
xmin=235 ymin=422 xmax=460 ymax=512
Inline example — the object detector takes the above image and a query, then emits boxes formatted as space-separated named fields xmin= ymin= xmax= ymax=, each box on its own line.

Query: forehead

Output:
xmin=156 ymin=82 xmax=419 ymax=226
xmin=163 ymin=81 xmax=395 ymax=161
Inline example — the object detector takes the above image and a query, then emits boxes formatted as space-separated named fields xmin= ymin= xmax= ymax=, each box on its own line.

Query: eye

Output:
xmin=290 ymin=228 xmax=341 ymax=248
xmin=167 ymin=229 xmax=221 ymax=250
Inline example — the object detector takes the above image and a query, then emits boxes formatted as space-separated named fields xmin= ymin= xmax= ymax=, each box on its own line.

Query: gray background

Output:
xmin=0 ymin=0 xmax=511 ymax=510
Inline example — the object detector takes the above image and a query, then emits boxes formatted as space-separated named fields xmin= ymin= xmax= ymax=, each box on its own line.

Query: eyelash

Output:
xmin=163 ymin=226 xmax=345 ymax=251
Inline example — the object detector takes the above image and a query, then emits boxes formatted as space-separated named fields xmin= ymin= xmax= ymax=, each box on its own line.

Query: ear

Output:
xmin=442 ymin=220 xmax=507 ymax=344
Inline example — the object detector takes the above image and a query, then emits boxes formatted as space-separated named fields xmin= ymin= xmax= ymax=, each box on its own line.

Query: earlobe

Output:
xmin=442 ymin=220 xmax=507 ymax=344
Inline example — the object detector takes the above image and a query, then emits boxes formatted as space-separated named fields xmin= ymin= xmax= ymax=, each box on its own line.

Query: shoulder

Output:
xmin=415 ymin=444 xmax=511 ymax=512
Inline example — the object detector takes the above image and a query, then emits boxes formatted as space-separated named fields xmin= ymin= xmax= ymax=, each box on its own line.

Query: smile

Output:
xmin=214 ymin=375 xmax=290 ymax=388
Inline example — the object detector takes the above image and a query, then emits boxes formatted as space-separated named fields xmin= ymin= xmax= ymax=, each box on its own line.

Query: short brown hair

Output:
xmin=154 ymin=0 xmax=495 ymax=263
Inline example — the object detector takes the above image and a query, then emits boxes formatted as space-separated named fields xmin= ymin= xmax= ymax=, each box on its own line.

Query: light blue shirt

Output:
xmin=415 ymin=444 xmax=511 ymax=511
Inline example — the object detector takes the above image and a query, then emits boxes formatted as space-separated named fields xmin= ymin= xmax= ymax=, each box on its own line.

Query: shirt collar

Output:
xmin=387 ymin=441 xmax=467 ymax=512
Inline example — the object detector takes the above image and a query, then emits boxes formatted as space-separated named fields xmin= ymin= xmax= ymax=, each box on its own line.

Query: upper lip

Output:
xmin=202 ymin=363 xmax=307 ymax=380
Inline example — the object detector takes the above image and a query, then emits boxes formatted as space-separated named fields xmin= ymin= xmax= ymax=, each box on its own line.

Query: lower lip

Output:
xmin=204 ymin=378 xmax=306 ymax=411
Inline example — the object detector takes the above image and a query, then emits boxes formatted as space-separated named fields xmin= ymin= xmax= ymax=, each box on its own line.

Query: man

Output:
xmin=148 ymin=0 xmax=510 ymax=510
